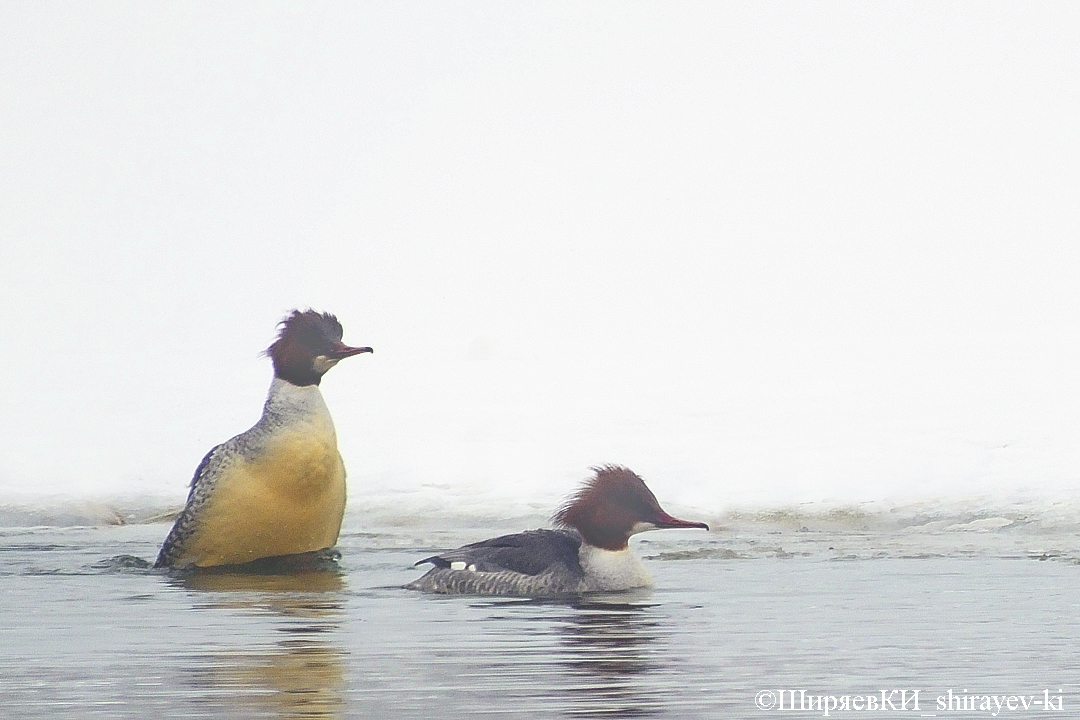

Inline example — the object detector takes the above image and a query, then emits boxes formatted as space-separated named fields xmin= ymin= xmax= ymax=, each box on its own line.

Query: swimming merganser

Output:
xmin=406 ymin=465 xmax=709 ymax=596
xmin=154 ymin=310 xmax=372 ymax=569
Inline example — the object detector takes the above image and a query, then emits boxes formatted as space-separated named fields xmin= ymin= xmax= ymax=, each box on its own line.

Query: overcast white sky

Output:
xmin=2 ymin=3 xmax=1079 ymax=511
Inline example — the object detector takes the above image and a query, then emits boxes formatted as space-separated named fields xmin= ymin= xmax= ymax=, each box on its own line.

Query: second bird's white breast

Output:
xmin=578 ymin=543 xmax=653 ymax=591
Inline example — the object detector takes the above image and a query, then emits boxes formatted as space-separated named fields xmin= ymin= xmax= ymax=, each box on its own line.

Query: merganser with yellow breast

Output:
xmin=154 ymin=310 xmax=372 ymax=569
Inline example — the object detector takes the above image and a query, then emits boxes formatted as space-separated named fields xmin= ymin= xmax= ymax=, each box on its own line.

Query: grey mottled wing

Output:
xmin=153 ymin=441 xmax=234 ymax=568
xmin=414 ymin=529 xmax=582 ymax=576
xmin=407 ymin=529 xmax=587 ymax=595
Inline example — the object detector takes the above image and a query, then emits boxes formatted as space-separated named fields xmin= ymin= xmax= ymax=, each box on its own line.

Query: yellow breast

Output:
xmin=176 ymin=432 xmax=348 ymax=568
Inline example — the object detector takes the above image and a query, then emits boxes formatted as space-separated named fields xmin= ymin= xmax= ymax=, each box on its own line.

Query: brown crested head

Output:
xmin=552 ymin=465 xmax=709 ymax=550
xmin=266 ymin=309 xmax=372 ymax=387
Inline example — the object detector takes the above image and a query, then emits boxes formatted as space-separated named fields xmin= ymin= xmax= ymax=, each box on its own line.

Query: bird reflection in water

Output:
xmin=557 ymin=598 xmax=666 ymax=719
xmin=173 ymin=570 xmax=347 ymax=720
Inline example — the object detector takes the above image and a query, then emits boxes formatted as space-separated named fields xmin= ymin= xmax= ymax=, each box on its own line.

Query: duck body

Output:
xmin=406 ymin=465 xmax=708 ymax=597
xmin=405 ymin=527 xmax=657 ymax=596
xmin=155 ymin=380 xmax=347 ymax=568
xmin=406 ymin=529 xmax=586 ymax=596
xmin=154 ymin=310 xmax=371 ymax=570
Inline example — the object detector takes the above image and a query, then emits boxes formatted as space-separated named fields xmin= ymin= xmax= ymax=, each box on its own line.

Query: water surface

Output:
xmin=2 ymin=514 xmax=1079 ymax=718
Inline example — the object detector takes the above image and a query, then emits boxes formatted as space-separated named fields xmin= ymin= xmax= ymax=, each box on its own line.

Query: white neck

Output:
xmin=261 ymin=378 xmax=336 ymax=433
xmin=578 ymin=542 xmax=653 ymax=591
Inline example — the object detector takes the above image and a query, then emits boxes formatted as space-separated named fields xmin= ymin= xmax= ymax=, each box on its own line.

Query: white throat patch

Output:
xmin=311 ymin=355 xmax=340 ymax=374
xmin=629 ymin=521 xmax=657 ymax=536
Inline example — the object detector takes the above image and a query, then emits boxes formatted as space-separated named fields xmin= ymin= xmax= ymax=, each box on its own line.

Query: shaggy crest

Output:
xmin=553 ymin=465 xmax=662 ymax=550
xmin=264 ymin=309 xmax=370 ymax=386
xmin=267 ymin=310 xmax=344 ymax=356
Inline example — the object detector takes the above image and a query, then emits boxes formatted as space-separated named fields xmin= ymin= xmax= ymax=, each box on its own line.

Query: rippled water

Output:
xmin=2 ymin=514 xmax=1080 ymax=719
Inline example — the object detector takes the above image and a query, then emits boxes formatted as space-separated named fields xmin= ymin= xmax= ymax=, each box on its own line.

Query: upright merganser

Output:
xmin=154 ymin=310 xmax=372 ymax=569
xmin=406 ymin=465 xmax=709 ymax=596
